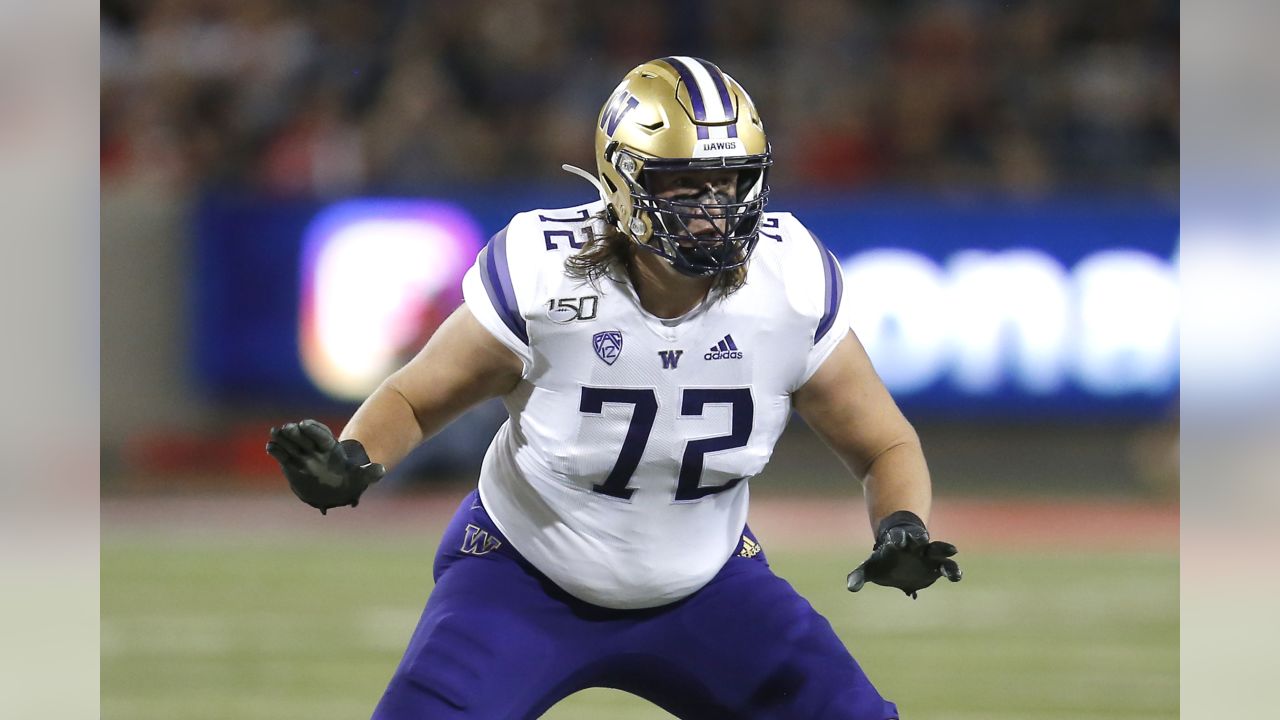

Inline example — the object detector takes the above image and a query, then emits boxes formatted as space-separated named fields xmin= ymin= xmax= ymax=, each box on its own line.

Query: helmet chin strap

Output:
xmin=561 ymin=164 xmax=610 ymax=207
xmin=563 ymin=163 xmax=646 ymax=240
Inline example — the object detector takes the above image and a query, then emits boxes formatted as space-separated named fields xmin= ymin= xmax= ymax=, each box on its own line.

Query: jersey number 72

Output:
xmin=579 ymin=386 xmax=752 ymax=502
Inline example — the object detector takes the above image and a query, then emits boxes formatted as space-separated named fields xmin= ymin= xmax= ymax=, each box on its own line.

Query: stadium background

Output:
xmin=101 ymin=1 xmax=1178 ymax=718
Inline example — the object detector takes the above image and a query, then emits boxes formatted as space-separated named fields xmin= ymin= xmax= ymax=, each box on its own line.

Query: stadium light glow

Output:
xmin=300 ymin=201 xmax=484 ymax=400
xmin=843 ymin=248 xmax=1179 ymax=398
xmin=842 ymin=249 xmax=951 ymax=393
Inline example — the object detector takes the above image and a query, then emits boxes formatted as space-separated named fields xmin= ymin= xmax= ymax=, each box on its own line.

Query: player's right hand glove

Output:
xmin=846 ymin=510 xmax=962 ymax=599
xmin=265 ymin=419 xmax=384 ymax=514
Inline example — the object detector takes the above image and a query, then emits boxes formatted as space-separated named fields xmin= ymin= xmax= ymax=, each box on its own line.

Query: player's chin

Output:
xmin=676 ymin=226 xmax=725 ymax=248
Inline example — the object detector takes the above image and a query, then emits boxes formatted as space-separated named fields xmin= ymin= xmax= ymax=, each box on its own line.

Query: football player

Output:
xmin=268 ymin=56 xmax=961 ymax=719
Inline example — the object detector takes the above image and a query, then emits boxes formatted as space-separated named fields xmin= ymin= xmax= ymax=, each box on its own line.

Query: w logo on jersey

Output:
xmin=461 ymin=524 xmax=502 ymax=556
xmin=593 ymin=331 xmax=624 ymax=365
xmin=658 ymin=349 xmax=684 ymax=369
xmin=599 ymin=90 xmax=640 ymax=137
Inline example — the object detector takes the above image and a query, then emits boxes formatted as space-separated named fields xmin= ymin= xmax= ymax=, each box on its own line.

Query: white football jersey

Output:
xmin=461 ymin=201 xmax=850 ymax=609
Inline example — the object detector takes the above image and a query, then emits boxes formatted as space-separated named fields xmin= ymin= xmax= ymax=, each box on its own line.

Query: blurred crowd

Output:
xmin=101 ymin=0 xmax=1178 ymax=197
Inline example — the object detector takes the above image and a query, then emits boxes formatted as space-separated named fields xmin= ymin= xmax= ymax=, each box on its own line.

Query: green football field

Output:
xmin=102 ymin=506 xmax=1177 ymax=720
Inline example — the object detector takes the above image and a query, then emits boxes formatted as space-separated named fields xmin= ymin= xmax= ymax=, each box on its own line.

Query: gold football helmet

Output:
xmin=566 ymin=57 xmax=771 ymax=276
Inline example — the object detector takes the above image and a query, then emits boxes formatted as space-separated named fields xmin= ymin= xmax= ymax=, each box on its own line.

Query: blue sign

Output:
xmin=192 ymin=188 xmax=1177 ymax=419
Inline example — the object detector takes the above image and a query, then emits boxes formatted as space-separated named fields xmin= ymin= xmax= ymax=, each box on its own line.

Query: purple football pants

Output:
xmin=371 ymin=491 xmax=898 ymax=719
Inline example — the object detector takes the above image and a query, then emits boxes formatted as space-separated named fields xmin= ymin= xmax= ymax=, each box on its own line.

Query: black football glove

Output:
xmin=265 ymin=419 xmax=384 ymax=514
xmin=846 ymin=510 xmax=962 ymax=599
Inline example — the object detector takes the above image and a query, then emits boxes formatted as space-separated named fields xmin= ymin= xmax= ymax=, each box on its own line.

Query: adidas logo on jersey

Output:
xmin=704 ymin=334 xmax=744 ymax=360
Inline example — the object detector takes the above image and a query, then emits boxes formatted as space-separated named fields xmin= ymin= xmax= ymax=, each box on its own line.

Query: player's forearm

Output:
xmin=859 ymin=436 xmax=933 ymax=530
xmin=338 ymin=382 xmax=429 ymax=471
xmin=334 ymin=306 xmax=523 ymax=473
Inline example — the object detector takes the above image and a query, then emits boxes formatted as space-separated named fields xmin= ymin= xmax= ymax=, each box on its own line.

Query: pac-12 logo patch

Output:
xmin=593 ymin=331 xmax=624 ymax=365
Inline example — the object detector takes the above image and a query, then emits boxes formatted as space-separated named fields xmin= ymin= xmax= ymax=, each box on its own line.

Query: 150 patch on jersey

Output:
xmin=547 ymin=295 xmax=599 ymax=323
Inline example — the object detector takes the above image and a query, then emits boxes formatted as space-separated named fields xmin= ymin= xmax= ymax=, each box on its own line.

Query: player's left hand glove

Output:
xmin=265 ymin=419 xmax=384 ymax=514
xmin=846 ymin=510 xmax=962 ymax=599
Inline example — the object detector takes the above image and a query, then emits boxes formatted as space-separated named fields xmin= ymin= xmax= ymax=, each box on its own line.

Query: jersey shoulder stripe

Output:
xmin=470 ymin=202 xmax=602 ymax=348
xmin=477 ymin=225 xmax=528 ymax=345
xmin=752 ymin=212 xmax=844 ymax=343
xmin=809 ymin=230 xmax=844 ymax=345
xmin=753 ymin=212 xmax=853 ymax=388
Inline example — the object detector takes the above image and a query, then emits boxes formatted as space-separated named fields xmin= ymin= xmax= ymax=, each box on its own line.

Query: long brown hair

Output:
xmin=564 ymin=211 xmax=748 ymax=295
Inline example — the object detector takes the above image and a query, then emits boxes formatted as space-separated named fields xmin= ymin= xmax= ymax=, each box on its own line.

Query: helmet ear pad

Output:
xmin=628 ymin=214 xmax=649 ymax=237
xmin=598 ymin=143 xmax=654 ymax=246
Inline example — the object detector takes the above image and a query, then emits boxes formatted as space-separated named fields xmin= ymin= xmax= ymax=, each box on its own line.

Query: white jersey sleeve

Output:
xmin=769 ymin=214 xmax=852 ymax=390
xmin=460 ymin=211 xmax=546 ymax=372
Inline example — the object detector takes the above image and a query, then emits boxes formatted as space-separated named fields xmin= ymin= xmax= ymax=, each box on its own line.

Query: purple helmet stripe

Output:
xmin=810 ymin=232 xmax=844 ymax=344
xmin=661 ymin=56 xmax=707 ymax=122
xmin=694 ymin=58 xmax=735 ymax=121
xmin=479 ymin=226 xmax=528 ymax=345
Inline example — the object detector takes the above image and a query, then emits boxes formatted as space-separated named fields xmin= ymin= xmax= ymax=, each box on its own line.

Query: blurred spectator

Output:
xmin=101 ymin=0 xmax=1178 ymax=196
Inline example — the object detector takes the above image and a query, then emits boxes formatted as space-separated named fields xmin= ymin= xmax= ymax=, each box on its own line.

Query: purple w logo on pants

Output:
xmin=461 ymin=524 xmax=502 ymax=556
